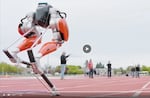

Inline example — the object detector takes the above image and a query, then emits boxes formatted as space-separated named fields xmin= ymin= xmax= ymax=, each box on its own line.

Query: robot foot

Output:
xmin=51 ymin=86 xmax=60 ymax=96
xmin=3 ymin=50 xmax=17 ymax=63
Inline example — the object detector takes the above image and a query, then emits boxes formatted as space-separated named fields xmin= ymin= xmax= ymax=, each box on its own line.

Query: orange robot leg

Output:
xmin=39 ymin=42 xmax=60 ymax=57
xmin=18 ymin=37 xmax=41 ymax=51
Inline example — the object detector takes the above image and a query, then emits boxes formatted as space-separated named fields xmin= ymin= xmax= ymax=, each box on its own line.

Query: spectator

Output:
xmin=88 ymin=59 xmax=94 ymax=78
xmin=60 ymin=52 xmax=70 ymax=80
xmin=84 ymin=60 xmax=89 ymax=76
xmin=107 ymin=61 xmax=112 ymax=78
xmin=131 ymin=66 xmax=136 ymax=78
xmin=135 ymin=65 xmax=140 ymax=78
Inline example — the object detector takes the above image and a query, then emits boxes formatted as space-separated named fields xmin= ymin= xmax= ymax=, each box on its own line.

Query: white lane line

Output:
xmin=58 ymin=77 xmax=148 ymax=90
xmin=132 ymin=80 xmax=150 ymax=98
xmin=58 ymin=85 xmax=90 ymax=90
xmin=57 ymin=91 xmax=150 ymax=93
xmin=87 ymin=89 xmax=150 ymax=97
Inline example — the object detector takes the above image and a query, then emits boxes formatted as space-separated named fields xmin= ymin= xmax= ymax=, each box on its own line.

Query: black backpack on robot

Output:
xmin=33 ymin=4 xmax=52 ymax=27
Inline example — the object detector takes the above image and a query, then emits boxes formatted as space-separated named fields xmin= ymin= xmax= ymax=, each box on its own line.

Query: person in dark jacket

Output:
xmin=135 ymin=65 xmax=140 ymax=78
xmin=60 ymin=52 xmax=70 ymax=79
xmin=107 ymin=61 xmax=112 ymax=78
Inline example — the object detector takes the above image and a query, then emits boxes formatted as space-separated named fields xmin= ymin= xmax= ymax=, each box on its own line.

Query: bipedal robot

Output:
xmin=3 ymin=2 xmax=69 ymax=96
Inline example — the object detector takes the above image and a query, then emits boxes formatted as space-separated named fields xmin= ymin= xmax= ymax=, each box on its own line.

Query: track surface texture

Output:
xmin=0 ymin=75 xmax=150 ymax=98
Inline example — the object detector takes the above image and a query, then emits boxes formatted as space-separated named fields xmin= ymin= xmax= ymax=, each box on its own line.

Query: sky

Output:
xmin=0 ymin=0 xmax=150 ymax=69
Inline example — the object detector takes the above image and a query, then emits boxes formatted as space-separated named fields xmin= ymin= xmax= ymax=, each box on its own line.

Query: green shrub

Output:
xmin=0 ymin=62 xmax=22 ymax=74
xmin=55 ymin=65 xmax=84 ymax=74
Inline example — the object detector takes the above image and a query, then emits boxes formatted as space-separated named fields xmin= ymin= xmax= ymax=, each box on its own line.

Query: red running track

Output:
xmin=0 ymin=75 xmax=150 ymax=98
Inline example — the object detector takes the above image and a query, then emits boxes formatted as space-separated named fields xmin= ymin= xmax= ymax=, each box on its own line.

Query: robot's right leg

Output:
xmin=27 ymin=49 xmax=59 ymax=96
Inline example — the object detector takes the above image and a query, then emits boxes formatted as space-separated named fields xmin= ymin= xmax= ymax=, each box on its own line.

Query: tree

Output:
xmin=141 ymin=65 xmax=150 ymax=73
xmin=0 ymin=62 xmax=22 ymax=74
xmin=55 ymin=65 xmax=83 ymax=74
xmin=66 ymin=65 xmax=83 ymax=74
xmin=119 ymin=67 xmax=126 ymax=74
xmin=96 ymin=62 xmax=104 ymax=68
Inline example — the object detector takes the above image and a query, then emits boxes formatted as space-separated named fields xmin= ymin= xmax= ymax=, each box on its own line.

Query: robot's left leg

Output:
xmin=27 ymin=49 xmax=59 ymax=96
xmin=3 ymin=50 xmax=17 ymax=63
xmin=38 ymin=41 xmax=60 ymax=57
xmin=3 ymin=37 xmax=41 ymax=64
xmin=18 ymin=37 xmax=41 ymax=51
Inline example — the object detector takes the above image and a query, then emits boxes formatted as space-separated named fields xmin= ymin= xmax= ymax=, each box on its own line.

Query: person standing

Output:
xmin=131 ymin=66 xmax=136 ymax=78
xmin=107 ymin=61 xmax=112 ymax=78
xmin=88 ymin=59 xmax=94 ymax=78
xmin=84 ymin=60 xmax=89 ymax=76
xmin=60 ymin=52 xmax=70 ymax=80
xmin=135 ymin=65 xmax=140 ymax=78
